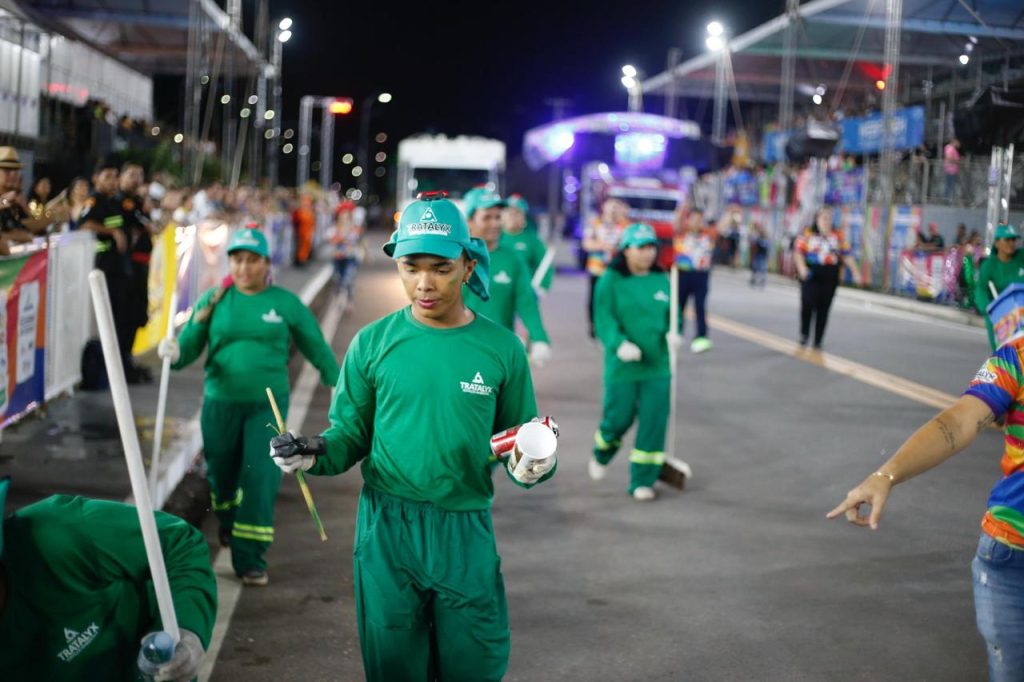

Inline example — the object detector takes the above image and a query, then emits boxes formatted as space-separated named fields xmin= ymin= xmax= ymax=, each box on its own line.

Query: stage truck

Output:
xmin=395 ymin=134 xmax=506 ymax=220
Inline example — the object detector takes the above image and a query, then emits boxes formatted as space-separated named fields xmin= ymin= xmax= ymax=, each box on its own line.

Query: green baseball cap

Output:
xmin=463 ymin=187 xmax=506 ymax=218
xmin=0 ymin=476 xmax=8 ymax=558
xmin=620 ymin=222 xmax=659 ymax=249
xmin=505 ymin=195 xmax=530 ymax=215
xmin=995 ymin=224 xmax=1020 ymax=241
xmin=384 ymin=194 xmax=492 ymax=300
xmin=227 ymin=227 xmax=270 ymax=258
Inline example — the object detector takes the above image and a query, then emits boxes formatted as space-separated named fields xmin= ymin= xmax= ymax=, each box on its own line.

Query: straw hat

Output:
xmin=0 ymin=147 xmax=23 ymax=170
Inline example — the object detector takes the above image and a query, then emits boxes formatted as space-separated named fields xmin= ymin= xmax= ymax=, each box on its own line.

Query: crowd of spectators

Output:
xmin=0 ymin=145 xmax=337 ymax=383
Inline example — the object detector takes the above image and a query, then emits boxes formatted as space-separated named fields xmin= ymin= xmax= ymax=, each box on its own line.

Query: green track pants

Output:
xmin=593 ymin=377 xmax=670 ymax=493
xmin=353 ymin=487 xmax=510 ymax=682
xmin=201 ymin=396 xmax=286 ymax=575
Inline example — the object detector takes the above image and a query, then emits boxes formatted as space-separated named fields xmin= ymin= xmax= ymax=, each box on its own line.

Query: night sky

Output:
xmin=154 ymin=1 xmax=781 ymax=187
xmin=271 ymin=0 xmax=779 ymax=152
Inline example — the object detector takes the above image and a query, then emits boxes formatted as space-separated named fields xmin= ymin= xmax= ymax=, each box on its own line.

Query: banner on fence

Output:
xmin=0 ymin=251 xmax=47 ymax=428
xmin=133 ymin=224 xmax=179 ymax=354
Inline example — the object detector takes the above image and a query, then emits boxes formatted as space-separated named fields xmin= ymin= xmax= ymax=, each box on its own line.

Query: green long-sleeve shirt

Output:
xmin=465 ymin=244 xmax=550 ymax=343
xmin=501 ymin=230 xmax=554 ymax=291
xmin=594 ymin=268 xmax=672 ymax=384
xmin=173 ymin=284 xmax=340 ymax=402
xmin=975 ymin=250 xmax=1024 ymax=314
xmin=309 ymin=306 xmax=556 ymax=511
xmin=0 ymin=496 xmax=217 ymax=681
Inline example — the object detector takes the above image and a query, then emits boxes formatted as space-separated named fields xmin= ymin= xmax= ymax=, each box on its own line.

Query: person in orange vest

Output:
xmin=292 ymin=191 xmax=316 ymax=266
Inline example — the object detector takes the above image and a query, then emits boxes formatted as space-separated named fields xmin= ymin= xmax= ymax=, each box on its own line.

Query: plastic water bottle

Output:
xmin=137 ymin=630 xmax=176 ymax=681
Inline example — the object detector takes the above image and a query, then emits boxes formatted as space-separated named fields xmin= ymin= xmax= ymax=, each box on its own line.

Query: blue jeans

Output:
xmin=677 ymin=270 xmax=710 ymax=338
xmin=973 ymin=534 xmax=1024 ymax=681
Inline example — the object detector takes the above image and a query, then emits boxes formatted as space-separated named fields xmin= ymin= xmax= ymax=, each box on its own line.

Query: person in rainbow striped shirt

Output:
xmin=828 ymin=342 xmax=1024 ymax=680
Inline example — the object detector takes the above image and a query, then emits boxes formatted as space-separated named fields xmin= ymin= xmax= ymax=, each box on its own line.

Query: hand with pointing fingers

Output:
xmin=826 ymin=473 xmax=894 ymax=530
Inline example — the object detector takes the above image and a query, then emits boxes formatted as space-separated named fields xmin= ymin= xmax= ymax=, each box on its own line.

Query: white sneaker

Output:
xmin=588 ymin=458 xmax=607 ymax=481
xmin=632 ymin=486 xmax=656 ymax=501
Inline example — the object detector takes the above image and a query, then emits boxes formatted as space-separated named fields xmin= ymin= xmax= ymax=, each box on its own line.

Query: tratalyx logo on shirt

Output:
xmin=460 ymin=371 xmax=494 ymax=396
xmin=57 ymin=623 xmax=100 ymax=662
xmin=493 ymin=271 xmax=512 ymax=284
xmin=654 ymin=291 xmax=669 ymax=302
xmin=262 ymin=309 xmax=284 ymax=323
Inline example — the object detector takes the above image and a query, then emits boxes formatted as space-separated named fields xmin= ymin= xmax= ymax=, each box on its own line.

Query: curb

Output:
xmin=714 ymin=267 xmax=986 ymax=330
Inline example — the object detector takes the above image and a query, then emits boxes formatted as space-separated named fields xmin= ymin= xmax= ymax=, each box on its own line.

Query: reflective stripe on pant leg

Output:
xmin=629 ymin=450 xmax=665 ymax=492
xmin=595 ymin=381 xmax=639 ymax=465
xmin=201 ymin=398 xmax=245 ymax=530
xmin=229 ymin=401 xmax=285 ymax=575
xmin=632 ymin=376 xmax=670 ymax=491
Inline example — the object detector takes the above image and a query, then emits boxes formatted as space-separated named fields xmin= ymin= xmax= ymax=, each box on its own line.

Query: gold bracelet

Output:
xmin=872 ymin=470 xmax=896 ymax=482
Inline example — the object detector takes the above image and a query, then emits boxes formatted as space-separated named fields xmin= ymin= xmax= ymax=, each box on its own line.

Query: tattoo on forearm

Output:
xmin=935 ymin=416 xmax=957 ymax=450
xmin=976 ymin=413 xmax=996 ymax=434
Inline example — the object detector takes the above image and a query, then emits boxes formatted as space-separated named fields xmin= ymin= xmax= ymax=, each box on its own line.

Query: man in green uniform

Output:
xmin=591 ymin=224 xmax=679 ymax=501
xmin=975 ymin=224 xmax=1024 ymax=350
xmin=269 ymin=194 xmax=558 ymax=682
xmin=0 ymin=478 xmax=216 ymax=680
xmin=501 ymin=194 xmax=553 ymax=296
xmin=462 ymin=187 xmax=552 ymax=368
xmin=161 ymin=228 xmax=339 ymax=585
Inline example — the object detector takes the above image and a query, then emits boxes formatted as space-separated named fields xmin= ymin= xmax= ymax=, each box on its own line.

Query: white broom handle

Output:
xmin=668 ymin=264 xmax=679 ymax=461
xmin=89 ymin=270 xmax=180 ymax=643
xmin=149 ymin=291 xmax=179 ymax=499
xmin=532 ymin=246 xmax=556 ymax=292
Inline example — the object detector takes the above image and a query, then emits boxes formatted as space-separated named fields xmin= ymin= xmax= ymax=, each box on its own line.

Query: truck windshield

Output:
xmin=411 ymin=168 xmax=492 ymax=199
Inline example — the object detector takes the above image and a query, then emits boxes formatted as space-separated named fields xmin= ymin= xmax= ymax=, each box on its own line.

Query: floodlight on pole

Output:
xmin=621 ymin=75 xmax=637 ymax=89
xmin=279 ymin=17 xmax=293 ymax=31
xmin=278 ymin=29 xmax=292 ymax=43
xmin=707 ymin=21 xmax=724 ymax=37
xmin=377 ymin=92 xmax=392 ymax=104
xmin=622 ymin=64 xmax=637 ymax=78
xmin=959 ymin=54 xmax=970 ymax=65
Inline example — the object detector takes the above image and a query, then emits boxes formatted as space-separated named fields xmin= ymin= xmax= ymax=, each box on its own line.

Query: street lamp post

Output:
xmin=706 ymin=21 xmax=728 ymax=218
xmin=620 ymin=65 xmax=642 ymax=112
xmin=358 ymin=92 xmax=392 ymax=198
xmin=268 ymin=18 xmax=291 ymax=187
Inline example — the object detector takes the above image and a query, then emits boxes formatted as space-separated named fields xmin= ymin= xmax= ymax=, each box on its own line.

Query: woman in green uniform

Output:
xmin=975 ymin=224 xmax=1024 ymax=350
xmin=0 ymin=478 xmax=216 ymax=681
xmin=590 ymin=223 xmax=679 ymax=501
xmin=501 ymin=194 xmax=553 ymax=296
xmin=463 ymin=187 xmax=552 ymax=367
xmin=159 ymin=227 xmax=339 ymax=586
xmin=269 ymin=194 xmax=557 ymax=682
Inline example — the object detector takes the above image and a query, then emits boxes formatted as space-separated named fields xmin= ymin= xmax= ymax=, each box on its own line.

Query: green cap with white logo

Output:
xmin=227 ymin=227 xmax=270 ymax=258
xmin=995 ymin=224 xmax=1020 ymax=241
xmin=619 ymin=222 xmax=659 ymax=249
xmin=384 ymin=193 xmax=492 ymax=300
xmin=463 ymin=187 xmax=506 ymax=218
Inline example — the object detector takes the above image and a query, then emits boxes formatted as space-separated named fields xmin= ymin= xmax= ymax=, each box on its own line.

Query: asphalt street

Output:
xmin=209 ymin=256 xmax=995 ymax=682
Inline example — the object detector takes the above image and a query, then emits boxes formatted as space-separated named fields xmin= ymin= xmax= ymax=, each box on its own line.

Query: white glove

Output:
xmin=665 ymin=332 xmax=684 ymax=352
xmin=152 ymin=629 xmax=204 ymax=682
xmin=509 ymin=454 xmax=557 ymax=484
xmin=529 ymin=341 xmax=552 ymax=368
xmin=616 ymin=340 xmax=643 ymax=362
xmin=157 ymin=338 xmax=180 ymax=363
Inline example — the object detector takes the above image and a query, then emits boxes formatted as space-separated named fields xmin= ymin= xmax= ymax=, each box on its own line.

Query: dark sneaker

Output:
xmin=241 ymin=569 xmax=269 ymax=586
